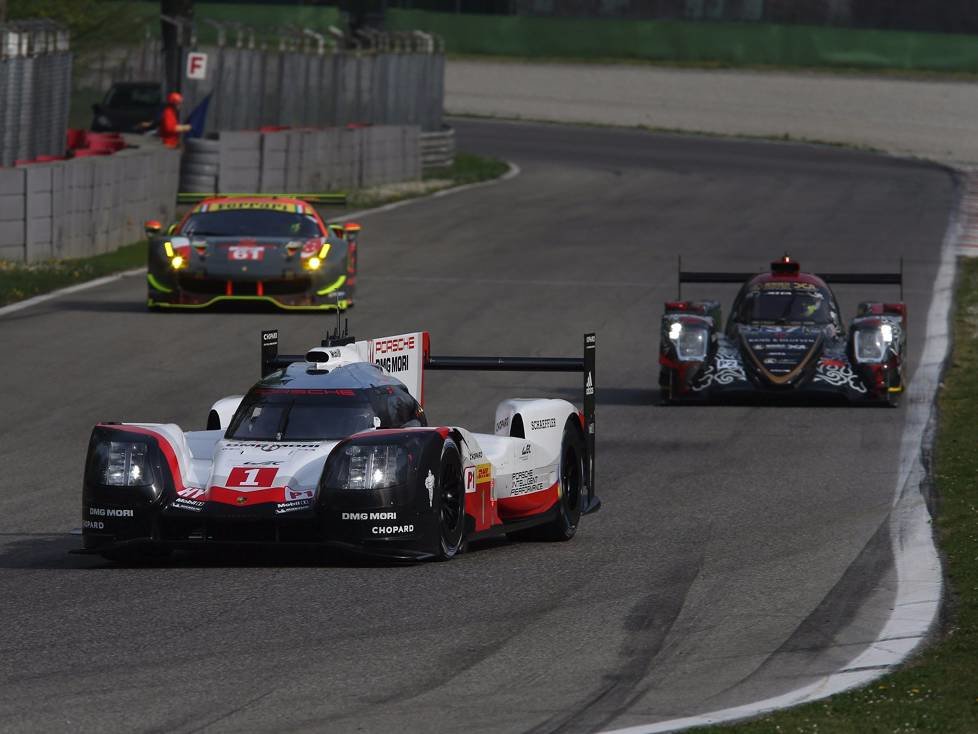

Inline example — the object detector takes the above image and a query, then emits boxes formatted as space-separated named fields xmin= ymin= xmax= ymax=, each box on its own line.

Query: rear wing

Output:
xmin=677 ymin=256 xmax=903 ymax=299
xmin=259 ymin=328 xmax=597 ymax=512
xmin=176 ymin=192 xmax=348 ymax=205
xmin=426 ymin=333 xmax=597 ymax=512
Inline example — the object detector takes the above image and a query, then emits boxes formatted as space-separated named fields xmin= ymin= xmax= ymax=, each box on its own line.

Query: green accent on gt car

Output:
xmin=146 ymin=273 xmax=173 ymax=293
xmin=316 ymin=274 xmax=347 ymax=296
xmin=148 ymin=296 xmax=351 ymax=311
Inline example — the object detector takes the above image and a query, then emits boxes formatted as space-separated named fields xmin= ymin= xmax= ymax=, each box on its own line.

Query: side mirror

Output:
xmin=328 ymin=224 xmax=344 ymax=238
xmin=144 ymin=220 xmax=162 ymax=236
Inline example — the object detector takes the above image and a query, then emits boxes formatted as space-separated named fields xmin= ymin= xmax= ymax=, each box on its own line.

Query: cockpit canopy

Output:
xmin=732 ymin=280 xmax=835 ymax=326
xmin=226 ymin=385 xmax=425 ymax=442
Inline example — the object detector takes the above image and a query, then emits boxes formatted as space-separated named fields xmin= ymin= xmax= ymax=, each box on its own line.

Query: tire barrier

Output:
xmin=180 ymin=138 xmax=219 ymax=194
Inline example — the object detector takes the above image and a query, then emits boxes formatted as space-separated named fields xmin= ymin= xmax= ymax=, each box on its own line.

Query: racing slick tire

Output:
xmin=181 ymin=162 xmax=219 ymax=177
xmin=433 ymin=437 xmax=466 ymax=561
xmin=512 ymin=418 xmax=585 ymax=542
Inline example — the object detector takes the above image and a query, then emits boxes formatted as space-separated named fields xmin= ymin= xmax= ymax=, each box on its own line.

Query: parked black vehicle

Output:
xmin=90 ymin=81 xmax=163 ymax=132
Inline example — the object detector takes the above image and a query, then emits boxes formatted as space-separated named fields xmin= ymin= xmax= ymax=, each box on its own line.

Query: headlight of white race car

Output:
xmin=102 ymin=441 xmax=152 ymax=486
xmin=669 ymin=322 xmax=710 ymax=361
xmin=854 ymin=324 xmax=893 ymax=363
xmin=326 ymin=444 xmax=409 ymax=490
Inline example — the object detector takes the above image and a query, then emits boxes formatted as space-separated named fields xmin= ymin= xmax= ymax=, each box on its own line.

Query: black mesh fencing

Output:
xmin=86 ymin=32 xmax=445 ymax=134
xmin=510 ymin=0 xmax=978 ymax=34
xmin=0 ymin=21 xmax=72 ymax=166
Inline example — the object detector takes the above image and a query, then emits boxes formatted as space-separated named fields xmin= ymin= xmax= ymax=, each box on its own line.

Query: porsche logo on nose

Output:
xmin=236 ymin=496 xmax=247 ymax=505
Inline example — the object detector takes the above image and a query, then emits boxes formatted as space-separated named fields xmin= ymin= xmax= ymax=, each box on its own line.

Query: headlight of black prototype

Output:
xmin=668 ymin=321 xmax=710 ymax=361
xmin=324 ymin=444 xmax=409 ymax=490
xmin=854 ymin=324 xmax=893 ymax=363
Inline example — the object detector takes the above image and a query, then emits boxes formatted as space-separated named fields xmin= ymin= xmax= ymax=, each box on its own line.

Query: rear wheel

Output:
xmin=514 ymin=419 xmax=585 ymax=542
xmin=434 ymin=438 xmax=466 ymax=561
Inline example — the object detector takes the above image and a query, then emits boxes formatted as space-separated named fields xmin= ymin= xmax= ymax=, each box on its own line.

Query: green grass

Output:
xmin=344 ymin=151 xmax=510 ymax=208
xmin=423 ymin=151 xmax=510 ymax=184
xmin=700 ymin=259 xmax=978 ymax=733
xmin=0 ymin=241 xmax=146 ymax=307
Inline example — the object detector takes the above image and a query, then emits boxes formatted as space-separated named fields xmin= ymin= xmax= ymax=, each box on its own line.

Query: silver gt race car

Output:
xmin=144 ymin=196 xmax=359 ymax=311
xmin=79 ymin=328 xmax=598 ymax=562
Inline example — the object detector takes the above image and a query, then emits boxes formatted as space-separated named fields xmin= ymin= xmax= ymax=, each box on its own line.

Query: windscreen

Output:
xmin=736 ymin=282 xmax=831 ymax=325
xmin=227 ymin=392 xmax=378 ymax=441
xmin=181 ymin=210 xmax=322 ymax=238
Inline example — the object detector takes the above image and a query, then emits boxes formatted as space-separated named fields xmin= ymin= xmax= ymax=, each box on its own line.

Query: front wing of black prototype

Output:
xmin=661 ymin=333 xmax=892 ymax=404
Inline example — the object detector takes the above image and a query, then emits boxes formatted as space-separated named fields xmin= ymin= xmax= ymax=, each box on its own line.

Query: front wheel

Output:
xmin=886 ymin=365 xmax=902 ymax=408
xmin=433 ymin=438 xmax=466 ymax=561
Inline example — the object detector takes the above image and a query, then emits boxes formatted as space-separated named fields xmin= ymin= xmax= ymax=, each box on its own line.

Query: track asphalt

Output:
xmin=0 ymin=119 xmax=954 ymax=733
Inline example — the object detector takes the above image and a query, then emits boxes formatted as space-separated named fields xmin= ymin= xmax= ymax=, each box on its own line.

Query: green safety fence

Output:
xmin=99 ymin=2 xmax=341 ymax=45
xmin=387 ymin=9 xmax=978 ymax=73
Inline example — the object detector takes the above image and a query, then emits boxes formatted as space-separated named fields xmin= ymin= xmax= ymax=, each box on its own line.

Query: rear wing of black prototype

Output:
xmin=677 ymin=256 xmax=904 ymax=300
xmin=260 ymin=329 xmax=598 ymax=514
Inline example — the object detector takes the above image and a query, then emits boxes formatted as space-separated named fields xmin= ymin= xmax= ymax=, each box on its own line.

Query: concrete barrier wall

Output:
xmin=0 ymin=144 xmax=180 ymax=263
xmin=183 ymin=125 xmax=421 ymax=195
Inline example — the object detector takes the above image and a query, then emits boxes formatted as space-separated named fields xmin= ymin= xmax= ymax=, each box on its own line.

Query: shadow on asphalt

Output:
xmin=51 ymin=299 xmax=342 ymax=316
xmin=549 ymin=386 xmax=659 ymax=406
xmin=0 ymin=532 xmax=516 ymax=570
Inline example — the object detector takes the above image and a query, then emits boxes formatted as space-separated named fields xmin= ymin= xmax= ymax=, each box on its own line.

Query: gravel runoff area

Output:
xmin=446 ymin=60 xmax=978 ymax=165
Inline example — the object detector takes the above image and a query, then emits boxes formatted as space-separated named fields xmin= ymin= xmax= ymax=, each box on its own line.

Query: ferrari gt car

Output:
xmin=659 ymin=256 xmax=906 ymax=405
xmin=144 ymin=196 xmax=359 ymax=311
xmin=79 ymin=328 xmax=598 ymax=562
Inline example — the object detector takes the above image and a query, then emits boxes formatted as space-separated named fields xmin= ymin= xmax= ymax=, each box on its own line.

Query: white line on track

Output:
xmin=0 ymin=267 xmax=146 ymax=318
xmin=0 ymin=162 xmax=522 ymax=320
xmin=601 ymin=171 xmax=960 ymax=734
xmin=329 ymin=161 xmax=521 ymax=223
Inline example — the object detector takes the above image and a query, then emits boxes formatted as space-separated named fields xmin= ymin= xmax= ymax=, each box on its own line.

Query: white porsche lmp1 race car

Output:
xmin=79 ymin=327 xmax=599 ymax=562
